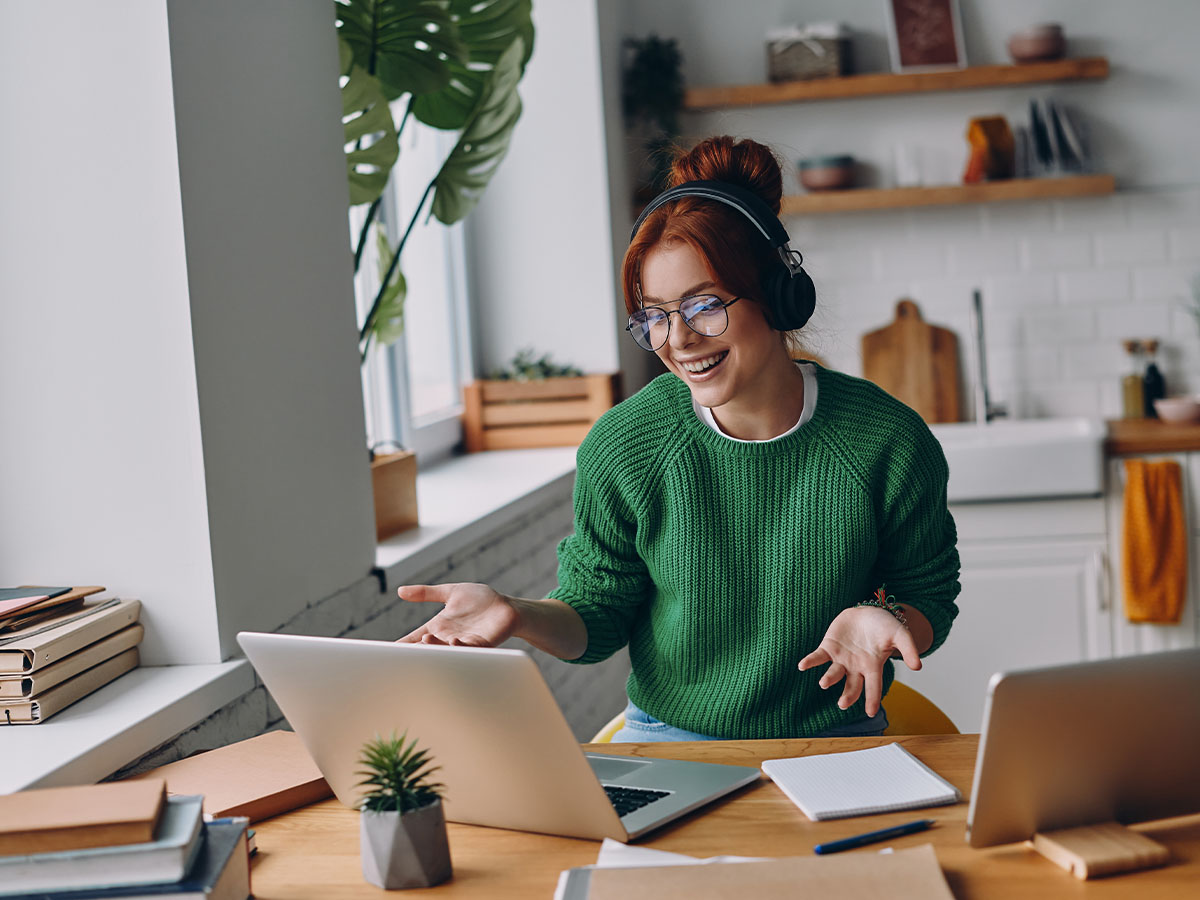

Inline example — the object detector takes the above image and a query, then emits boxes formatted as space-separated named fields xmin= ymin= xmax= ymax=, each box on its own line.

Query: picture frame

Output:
xmin=885 ymin=0 xmax=967 ymax=72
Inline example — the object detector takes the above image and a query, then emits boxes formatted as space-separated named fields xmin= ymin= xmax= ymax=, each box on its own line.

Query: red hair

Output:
xmin=622 ymin=136 xmax=786 ymax=324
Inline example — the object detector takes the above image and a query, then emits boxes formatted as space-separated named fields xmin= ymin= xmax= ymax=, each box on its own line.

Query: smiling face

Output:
xmin=639 ymin=239 xmax=793 ymax=415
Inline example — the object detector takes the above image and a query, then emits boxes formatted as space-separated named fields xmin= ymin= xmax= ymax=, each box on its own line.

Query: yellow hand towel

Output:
xmin=1121 ymin=458 xmax=1187 ymax=624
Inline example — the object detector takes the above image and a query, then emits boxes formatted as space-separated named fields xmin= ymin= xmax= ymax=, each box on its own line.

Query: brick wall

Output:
xmin=111 ymin=479 xmax=631 ymax=779
xmin=791 ymin=187 xmax=1200 ymax=420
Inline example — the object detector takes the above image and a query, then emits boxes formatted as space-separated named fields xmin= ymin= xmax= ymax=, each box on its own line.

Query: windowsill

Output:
xmin=2 ymin=447 xmax=578 ymax=793
xmin=1 ymin=661 xmax=254 ymax=792
xmin=374 ymin=446 xmax=578 ymax=584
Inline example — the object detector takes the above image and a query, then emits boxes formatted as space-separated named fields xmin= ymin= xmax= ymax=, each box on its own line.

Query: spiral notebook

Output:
xmin=761 ymin=743 xmax=960 ymax=821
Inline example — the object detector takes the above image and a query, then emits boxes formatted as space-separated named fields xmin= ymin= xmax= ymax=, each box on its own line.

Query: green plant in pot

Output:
xmin=357 ymin=731 xmax=451 ymax=890
xmin=336 ymin=0 xmax=535 ymax=362
xmin=621 ymin=34 xmax=685 ymax=204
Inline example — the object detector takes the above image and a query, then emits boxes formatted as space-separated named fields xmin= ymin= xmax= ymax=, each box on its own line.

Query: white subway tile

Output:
xmin=908 ymin=277 xmax=981 ymax=316
xmin=1168 ymin=303 xmax=1200 ymax=339
xmin=984 ymin=273 xmax=1058 ymax=308
xmin=985 ymin=345 xmax=1059 ymax=383
xmin=1169 ymin=229 xmax=1200 ymax=262
xmin=984 ymin=201 xmax=1056 ymax=237
xmin=805 ymin=246 xmax=881 ymax=282
xmin=1097 ymin=381 xmax=1123 ymax=419
xmin=1055 ymin=195 xmax=1128 ymax=231
xmin=1127 ymin=188 xmax=1200 ymax=229
xmin=1022 ymin=234 xmax=1093 ymax=271
xmin=1133 ymin=264 xmax=1196 ymax=302
xmin=947 ymin=239 xmax=1021 ymax=277
xmin=816 ymin=209 xmax=913 ymax=244
xmin=980 ymin=308 xmax=1023 ymax=347
xmin=1095 ymin=231 xmax=1169 ymax=267
xmin=1022 ymin=307 xmax=1097 ymax=344
xmin=1021 ymin=381 xmax=1103 ymax=418
xmin=1096 ymin=302 xmax=1172 ymax=340
xmin=823 ymin=278 xmax=913 ymax=313
xmin=876 ymin=242 xmax=948 ymax=280
xmin=907 ymin=205 xmax=986 ymax=241
xmin=1060 ymin=343 xmax=1125 ymax=380
xmin=1059 ymin=269 xmax=1132 ymax=304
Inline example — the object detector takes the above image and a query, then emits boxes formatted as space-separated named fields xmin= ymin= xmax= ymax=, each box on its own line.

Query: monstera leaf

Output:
xmin=340 ymin=38 xmax=399 ymax=207
xmin=411 ymin=0 xmax=534 ymax=130
xmin=430 ymin=36 xmax=524 ymax=225
xmin=366 ymin=226 xmax=408 ymax=349
xmin=336 ymin=0 xmax=467 ymax=101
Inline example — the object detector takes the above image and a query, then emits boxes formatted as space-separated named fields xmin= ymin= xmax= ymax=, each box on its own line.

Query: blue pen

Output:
xmin=813 ymin=818 xmax=935 ymax=854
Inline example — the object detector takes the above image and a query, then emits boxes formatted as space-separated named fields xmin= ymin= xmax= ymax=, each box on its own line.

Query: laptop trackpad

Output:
xmin=587 ymin=755 xmax=651 ymax=780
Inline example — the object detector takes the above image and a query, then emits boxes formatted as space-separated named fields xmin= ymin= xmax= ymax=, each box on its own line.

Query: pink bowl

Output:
xmin=1007 ymin=23 xmax=1066 ymax=63
xmin=1153 ymin=396 xmax=1200 ymax=424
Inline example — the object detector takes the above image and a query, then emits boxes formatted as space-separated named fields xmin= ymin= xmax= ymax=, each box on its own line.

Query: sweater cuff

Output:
xmin=549 ymin=591 xmax=630 ymax=665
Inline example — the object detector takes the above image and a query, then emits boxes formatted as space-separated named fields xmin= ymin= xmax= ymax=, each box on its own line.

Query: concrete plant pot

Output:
xmin=360 ymin=801 xmax=452 ymax=890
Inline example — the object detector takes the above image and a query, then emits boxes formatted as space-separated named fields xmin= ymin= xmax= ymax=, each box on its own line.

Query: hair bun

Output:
xmin=668 ymin=136 xmax=783 ymax=216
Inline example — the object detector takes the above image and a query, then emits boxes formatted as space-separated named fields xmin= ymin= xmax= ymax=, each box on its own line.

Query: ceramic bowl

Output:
xmin=1007 ymin=23 xmax=1066 ymax=63
xmin=798 ymin=155 xmax=856 ymax=191
xmin=1153 ymin=396 xmax=1200 ymax=424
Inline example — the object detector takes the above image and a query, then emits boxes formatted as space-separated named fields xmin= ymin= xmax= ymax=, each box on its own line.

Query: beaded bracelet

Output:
xmin=857 ymin=586 xmax=907 ymax=626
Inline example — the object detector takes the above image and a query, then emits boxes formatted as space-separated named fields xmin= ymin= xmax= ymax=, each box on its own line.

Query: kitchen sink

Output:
xmin=927 ymin=417 xmax=1106 ymax=503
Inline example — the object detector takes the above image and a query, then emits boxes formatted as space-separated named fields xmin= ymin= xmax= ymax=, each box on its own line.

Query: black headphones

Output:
xmin=629 ymin=179 xmax=816 ymax=332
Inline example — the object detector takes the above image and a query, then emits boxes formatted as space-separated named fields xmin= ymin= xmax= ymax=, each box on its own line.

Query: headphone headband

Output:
xmin=629 ymin=180 xmax=791 ymax=249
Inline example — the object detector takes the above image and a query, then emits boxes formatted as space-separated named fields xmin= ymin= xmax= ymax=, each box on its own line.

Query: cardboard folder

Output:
xmin=126 ymin=729 xmax=333 ymax=822
xmin=0 ymin=585 xmax=105 ymax=624
xmin=0 ymin=647 xmax=139 ymax=724
xmin=0 ymin=624 xmax=144 ymax=699
xmin=0 ymin=598 xmax=141 ymax=674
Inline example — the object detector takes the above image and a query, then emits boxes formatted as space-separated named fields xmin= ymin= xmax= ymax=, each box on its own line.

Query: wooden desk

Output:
xmin=249 ymin=735 xmax=1200 ymax=898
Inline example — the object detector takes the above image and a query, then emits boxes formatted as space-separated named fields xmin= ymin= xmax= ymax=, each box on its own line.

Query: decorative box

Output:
xmin=766 ymin=23 xmax=851 ymax=82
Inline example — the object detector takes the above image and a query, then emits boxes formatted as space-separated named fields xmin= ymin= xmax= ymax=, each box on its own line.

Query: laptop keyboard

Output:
xmin=604 ymin=785 xmax=670 ymax=817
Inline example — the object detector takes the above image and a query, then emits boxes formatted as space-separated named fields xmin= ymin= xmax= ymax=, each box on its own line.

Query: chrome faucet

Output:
xmin=970 ymin=289 xmax=1006 ymax=424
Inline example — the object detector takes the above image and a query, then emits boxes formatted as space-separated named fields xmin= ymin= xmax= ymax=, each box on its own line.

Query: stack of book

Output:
xmin=0 ymin=587 xmax=143 ymax=725
xmin=0 ymin=779 xmax=250 ymax=899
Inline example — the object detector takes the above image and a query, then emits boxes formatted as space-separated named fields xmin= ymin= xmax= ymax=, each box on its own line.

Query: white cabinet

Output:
xmin=894 ymin=498 xmax=1111 ymax=732
xmin=1104 ymin=454 xmax=1200 ymax=656
xmin=895 ymin=454 xmax=1200 ymax=734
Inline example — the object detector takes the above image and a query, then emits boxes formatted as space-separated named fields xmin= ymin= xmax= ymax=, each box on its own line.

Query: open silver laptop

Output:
xmin=237 ymin=632 xmax=760 ymax=841
xmin=967 ymin=648 xmax=1200 ymax=847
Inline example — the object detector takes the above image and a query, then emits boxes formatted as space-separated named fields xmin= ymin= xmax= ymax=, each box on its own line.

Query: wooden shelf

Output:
xmin=780 ymin=174 xmax=1115 ymax=216
xmin=684 ymin=57 xmax=1108 ymax=109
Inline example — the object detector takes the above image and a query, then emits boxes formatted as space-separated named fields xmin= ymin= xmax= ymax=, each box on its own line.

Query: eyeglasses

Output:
xmin=625 ymin=295 xmax=742 ymax=351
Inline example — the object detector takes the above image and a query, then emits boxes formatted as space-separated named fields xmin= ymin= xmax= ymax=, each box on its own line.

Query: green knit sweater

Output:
xmin=548 ymin=366 xmax=961 ymax=739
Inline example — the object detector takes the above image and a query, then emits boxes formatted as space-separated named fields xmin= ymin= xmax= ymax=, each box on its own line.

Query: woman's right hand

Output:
xmin=395 ymin=583 xmax=520 ymax=648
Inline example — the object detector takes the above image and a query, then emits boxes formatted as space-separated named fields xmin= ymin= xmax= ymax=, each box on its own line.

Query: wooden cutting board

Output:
xmin=861 ymin=299 xmax=962 ymax=423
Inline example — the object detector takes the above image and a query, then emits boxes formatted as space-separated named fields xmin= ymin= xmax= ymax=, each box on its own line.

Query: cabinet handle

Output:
xmin=1090 ymin=549 xmax=1109 ymax=612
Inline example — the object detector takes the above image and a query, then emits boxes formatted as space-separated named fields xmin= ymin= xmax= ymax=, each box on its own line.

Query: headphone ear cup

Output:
xmin=763 ymin=264 xmax=816 ymax=331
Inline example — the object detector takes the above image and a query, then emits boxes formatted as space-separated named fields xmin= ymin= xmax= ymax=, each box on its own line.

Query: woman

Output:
xmin=398 ymin=136 xmax=960 ymax=740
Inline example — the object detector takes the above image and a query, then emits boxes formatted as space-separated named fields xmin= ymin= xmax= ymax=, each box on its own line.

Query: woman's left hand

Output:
xmin=797 ymin=607 xmax=922 ymax=718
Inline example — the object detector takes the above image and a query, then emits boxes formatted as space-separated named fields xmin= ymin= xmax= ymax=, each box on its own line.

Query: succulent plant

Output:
xmin=355 ymin=732 xmax=445 ymax=814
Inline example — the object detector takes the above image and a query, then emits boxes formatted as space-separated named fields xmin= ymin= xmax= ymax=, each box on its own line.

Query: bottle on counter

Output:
xmin=1143 ymin=338 xmax=1166 ymax=418
xmin=1121 ymin=339 xmax=1145 ymax=419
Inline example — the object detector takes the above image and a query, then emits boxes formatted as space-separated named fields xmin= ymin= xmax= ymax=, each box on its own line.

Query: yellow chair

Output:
xmin=588 ymin=682 xmax=957 ymax=743
xmin=879 ymin=681 xmax=959 ymax=736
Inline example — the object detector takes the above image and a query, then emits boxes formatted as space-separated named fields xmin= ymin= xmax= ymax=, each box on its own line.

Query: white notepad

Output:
xmin=761 ymin=742 xmax=961 ymax=821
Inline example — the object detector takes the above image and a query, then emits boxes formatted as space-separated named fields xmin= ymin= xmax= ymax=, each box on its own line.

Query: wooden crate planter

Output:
xmin=462 ymin=373 xmax=619 ymax=452
xmin=371 ymin=450 xmax=419 ymax=540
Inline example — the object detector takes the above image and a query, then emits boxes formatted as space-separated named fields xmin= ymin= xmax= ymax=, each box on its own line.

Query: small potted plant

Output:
xmin=356 ymin=732 xmax=451 ymax=890
xmin=461 ymin=349 xmax=619 ymax=452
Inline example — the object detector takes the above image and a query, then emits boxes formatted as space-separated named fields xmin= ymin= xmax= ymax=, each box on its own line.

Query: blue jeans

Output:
xmin=609 ymin=700 xmax=889 ymax=742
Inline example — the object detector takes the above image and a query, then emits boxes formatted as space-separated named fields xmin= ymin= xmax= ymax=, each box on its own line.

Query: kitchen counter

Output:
xmin=1106 ymin=418 xmax=1200 ymax=455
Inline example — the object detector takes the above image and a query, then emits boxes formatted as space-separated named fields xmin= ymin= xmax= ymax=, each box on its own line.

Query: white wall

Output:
xmin=466 ymin=0 xmax=623 ymax=379
xmin=615 ymin=0 xmax=1200 ymax=418
xmin=0 ymin=0 xmax=376 ymax=663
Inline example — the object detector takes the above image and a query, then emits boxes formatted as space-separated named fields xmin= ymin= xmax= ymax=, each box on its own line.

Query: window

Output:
xmin=355 ymin=119 xmax=473 ymax=465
